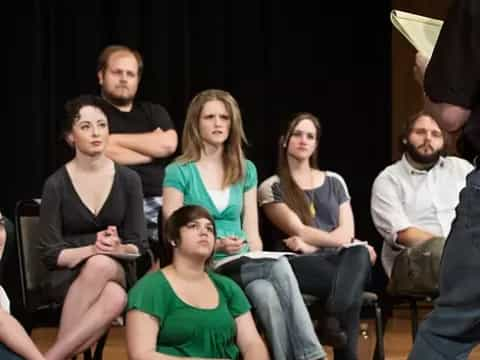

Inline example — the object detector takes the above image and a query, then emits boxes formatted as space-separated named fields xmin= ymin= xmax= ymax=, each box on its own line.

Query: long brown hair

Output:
xmin=177 ymin=89 xmax=248 ymax=187
xmin=278 ymin=113 xmax=322 ymax=225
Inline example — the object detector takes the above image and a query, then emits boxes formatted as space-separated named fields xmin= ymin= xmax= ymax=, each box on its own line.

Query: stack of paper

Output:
xmin=390 ymin=10 xmax=443 ymax=58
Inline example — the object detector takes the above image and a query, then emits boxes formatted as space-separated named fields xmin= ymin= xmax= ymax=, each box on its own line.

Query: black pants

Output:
xmin=409 ymin=168 xmax=480 ymax=359
xmin=289 ymin=246 xmax=371 ymax=360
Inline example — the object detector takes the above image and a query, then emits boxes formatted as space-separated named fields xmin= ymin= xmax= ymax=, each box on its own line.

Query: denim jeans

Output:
xmin=240 ymin=257 xmax=326 ymax=360
xmin=0 ymin=344 xmax=23 ymax=360
xmin=409 ymin=168 xmax=480 ymax=359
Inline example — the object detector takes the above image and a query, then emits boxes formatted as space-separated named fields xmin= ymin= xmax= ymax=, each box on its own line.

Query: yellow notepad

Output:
xmin=390 ymin=9 xmax=443 ymax=58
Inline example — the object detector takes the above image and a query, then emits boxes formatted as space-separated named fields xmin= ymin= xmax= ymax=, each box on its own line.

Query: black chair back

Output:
xmin=15 ymin=199 xmax=58 ymax=314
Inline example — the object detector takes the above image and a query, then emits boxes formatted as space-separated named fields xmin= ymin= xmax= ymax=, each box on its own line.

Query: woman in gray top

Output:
xmin=259 ymin=113 xmax=376 ymax=360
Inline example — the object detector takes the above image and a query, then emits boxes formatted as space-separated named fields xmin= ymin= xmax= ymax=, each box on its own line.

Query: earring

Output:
xmin=170 ymin=241 xmax=176 ymax=247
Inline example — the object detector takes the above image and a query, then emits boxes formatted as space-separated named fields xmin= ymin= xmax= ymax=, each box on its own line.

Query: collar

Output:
xmin=401 ymin=154 xmax=445 ymax=175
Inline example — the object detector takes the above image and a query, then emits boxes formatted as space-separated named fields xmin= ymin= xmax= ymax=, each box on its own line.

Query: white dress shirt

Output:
xmin=370 ymin=155 xmax=473 ymax=277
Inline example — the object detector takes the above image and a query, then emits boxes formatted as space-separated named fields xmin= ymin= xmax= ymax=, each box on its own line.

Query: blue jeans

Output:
xmin=409 ymin=168 xmax=480 ymax=359
xmin=240 ymin=257 xmax=326 ymax=360
xmin=0 ymin=344 xmax=23 ymax=360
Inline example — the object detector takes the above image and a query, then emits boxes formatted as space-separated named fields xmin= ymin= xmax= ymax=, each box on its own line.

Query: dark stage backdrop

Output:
xmin=6 ymin=1 xmax=391 ymax=250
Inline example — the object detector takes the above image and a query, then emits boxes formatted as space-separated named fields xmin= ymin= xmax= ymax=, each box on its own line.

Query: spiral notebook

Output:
xmin=390 ymin=9 xmax=443 ymax=58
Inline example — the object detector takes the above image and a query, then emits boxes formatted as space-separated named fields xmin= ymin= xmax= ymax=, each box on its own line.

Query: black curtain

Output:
xmin=6 ymin=0 xmax=391 ymax=246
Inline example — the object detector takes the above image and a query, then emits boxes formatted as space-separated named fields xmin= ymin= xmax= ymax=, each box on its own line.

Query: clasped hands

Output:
xmin=95 ymin=225 xmax=122 ymax=254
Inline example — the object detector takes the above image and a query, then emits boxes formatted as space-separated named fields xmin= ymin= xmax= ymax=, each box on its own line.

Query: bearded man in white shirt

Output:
xmin=371 ymin=112 xmax=473 ymax=294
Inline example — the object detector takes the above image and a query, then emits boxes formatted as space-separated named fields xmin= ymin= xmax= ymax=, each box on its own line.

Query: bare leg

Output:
xmin=45 ymin=255 xmax=126 ymax=360
xmin=0 ymin=310 xmax=45 ymax=360
xmin=45 ymin=281 xmax=126 ymax=360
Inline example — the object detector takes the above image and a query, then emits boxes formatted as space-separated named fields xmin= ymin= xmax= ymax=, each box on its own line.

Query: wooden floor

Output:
xmin=32 ymin=307 xmax=480 ymax=359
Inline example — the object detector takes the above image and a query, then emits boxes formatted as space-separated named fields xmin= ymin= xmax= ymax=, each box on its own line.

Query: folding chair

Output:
xmin=15 ymin=199 xmax=108 ymax=360
xmin=304 ymin=292 xmax=384 ymax=360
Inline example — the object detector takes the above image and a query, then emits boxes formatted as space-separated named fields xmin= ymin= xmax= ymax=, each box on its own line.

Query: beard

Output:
xmin=101 ymin=88 xmax=134 ymax=107
xmin=405 ymin=141 xmax=443 ymax=165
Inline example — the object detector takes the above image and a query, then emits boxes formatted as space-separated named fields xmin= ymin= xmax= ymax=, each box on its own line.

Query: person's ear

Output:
xmin=65 ymin=133 xmax=74 ymax=147
xmin=402 ymin=138 xmax=407 ymax=145
xmin=97 ymin=70 xmax=104 ymax=86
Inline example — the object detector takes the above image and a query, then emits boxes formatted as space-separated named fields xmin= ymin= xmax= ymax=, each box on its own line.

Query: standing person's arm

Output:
xmin=108 ymin=128 xmax=178 ymax=160
xmin=106 ymin=105 xmax=178 ymax=164
xmin=414 ymin=0 xmax=479 ymax=132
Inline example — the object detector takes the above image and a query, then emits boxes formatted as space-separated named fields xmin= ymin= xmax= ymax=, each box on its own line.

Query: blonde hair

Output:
xmin=177 ymin=89 xmax=248 ymax=187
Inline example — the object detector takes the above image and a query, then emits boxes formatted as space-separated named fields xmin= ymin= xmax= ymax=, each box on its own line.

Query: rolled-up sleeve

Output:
xmin=370 ymin=174 xmax=410 ymax=249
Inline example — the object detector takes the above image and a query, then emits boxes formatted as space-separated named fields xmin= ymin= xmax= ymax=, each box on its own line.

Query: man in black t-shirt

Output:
xmin=410 ymin=1 xmax=480 ymax=358
xmin=97 ymin=45 xmax=178 ymax=263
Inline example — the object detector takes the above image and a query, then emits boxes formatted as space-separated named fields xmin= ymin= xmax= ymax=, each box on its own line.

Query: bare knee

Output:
xmin=78 ymin=255 xmax=123 ymax=285
xmin=101 ymin=282 xmax=127 ymax=318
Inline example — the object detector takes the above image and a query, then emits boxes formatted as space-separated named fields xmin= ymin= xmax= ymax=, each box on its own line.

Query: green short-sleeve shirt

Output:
xmin=163 ymin=160 xmax=258 ymax=260
xmin=127 ymin=271 xmax=251 ymax=359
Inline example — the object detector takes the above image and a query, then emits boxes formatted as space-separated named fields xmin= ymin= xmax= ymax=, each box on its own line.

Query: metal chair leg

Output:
xmin=93 ymin=331 xmax=109 ymax=360
xmin=83 ymin=349 xmax=93 ymax=360
xmin=410 ymin=298 xmax=419 ymax=341
xmin=373 ymin=300 xmax=385 ymax=360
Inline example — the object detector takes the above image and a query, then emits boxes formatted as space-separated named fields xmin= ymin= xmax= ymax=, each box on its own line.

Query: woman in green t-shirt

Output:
xmin=126 ymin=205 xmax=269 ymax=359
xmin=162 ymin=89 xmax=326 ymax=360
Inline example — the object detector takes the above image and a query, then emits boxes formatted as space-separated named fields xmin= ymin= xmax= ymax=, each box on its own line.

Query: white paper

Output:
xmin=213 ymin=251 xmax=296 ymax=269
xmin=390 ymin=9 xmax=443 ymax=58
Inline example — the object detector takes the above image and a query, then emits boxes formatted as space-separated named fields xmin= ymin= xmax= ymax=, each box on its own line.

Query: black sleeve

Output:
xmin=39 ymin=177 xmax=96 ymax=270
xmin=119 ymin=170 xmax=148 ymax=253
xmin=150 ymin=104 xmax=175 ymax=132
xmin=425 ymin=0 xmax=480 ymax=108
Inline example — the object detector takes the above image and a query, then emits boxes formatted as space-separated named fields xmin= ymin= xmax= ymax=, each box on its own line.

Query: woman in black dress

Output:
xmin=39 ymin=95 xmax=146 ymax=360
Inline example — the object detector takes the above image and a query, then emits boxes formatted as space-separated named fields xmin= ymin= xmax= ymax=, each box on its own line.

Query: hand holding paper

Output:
xmin=390 ymin=10 xmax=443 ymax=58
xmin=414 ymin=52 xmax=429 ymax=89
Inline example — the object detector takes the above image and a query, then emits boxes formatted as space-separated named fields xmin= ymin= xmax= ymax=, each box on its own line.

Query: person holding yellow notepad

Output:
xmin=409 ymin=0 xmax=480 ymax=358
